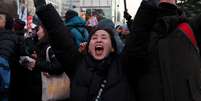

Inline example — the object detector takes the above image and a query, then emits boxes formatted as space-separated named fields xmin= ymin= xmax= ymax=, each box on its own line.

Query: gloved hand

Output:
xmin=124 ymin=11 xmax=132 ymax=21
xmin=33 ymin=0 xmax=46 ymax=11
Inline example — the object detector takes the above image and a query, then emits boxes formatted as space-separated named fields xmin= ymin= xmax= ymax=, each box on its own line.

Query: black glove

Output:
xmin=124 ymin=11 xmax=132 ymax=21
xmin=33 ymin=0 xmax=46 ymax=11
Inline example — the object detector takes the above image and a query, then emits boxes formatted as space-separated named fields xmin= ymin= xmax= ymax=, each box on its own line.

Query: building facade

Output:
xmin=16 ymin=0 xmax=119 ymax=23
xmin=80 ymin=0 xmax=112 ymax=19
xmin=45 ymin=0 xmax=81 ymax=16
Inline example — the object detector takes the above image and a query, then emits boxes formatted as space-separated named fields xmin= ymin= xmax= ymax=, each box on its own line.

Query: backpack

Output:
xmin=147 ymin=19 xmax=201 ymax=101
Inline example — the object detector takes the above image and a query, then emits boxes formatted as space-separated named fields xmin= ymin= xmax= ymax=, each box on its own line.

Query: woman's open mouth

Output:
xmin=95 ymin=45 xmax=104 ymax=56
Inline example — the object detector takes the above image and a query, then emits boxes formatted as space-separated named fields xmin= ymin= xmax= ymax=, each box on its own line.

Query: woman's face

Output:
xmin=36 ymin=26 xmax=46 ymax=40
xmin=0 ymin=14 xmax=6 ymax=29
xmin=88 ymin=30 xmax=113 ymax=60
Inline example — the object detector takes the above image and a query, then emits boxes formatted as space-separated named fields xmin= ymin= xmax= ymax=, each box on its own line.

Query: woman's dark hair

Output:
xmin=37 ymin=25 xmax=48 ymax=44
xmin=65 ymin=9 xmax=78 ymax=21
xmin=0 ymin=11 xmax=14 ymax=30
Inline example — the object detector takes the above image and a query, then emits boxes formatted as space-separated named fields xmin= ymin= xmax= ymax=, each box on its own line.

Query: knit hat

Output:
xmin=65 ymin=9 xmax=78 ymax=20
xmin=14 ymin=19 xmax=25 ymax=30
xmin=97 ymin=19 xmax=115 ymax=30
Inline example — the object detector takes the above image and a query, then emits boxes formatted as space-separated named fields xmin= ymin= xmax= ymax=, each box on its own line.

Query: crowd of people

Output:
xmin=1 ymin=0 xmax=201 ymax=101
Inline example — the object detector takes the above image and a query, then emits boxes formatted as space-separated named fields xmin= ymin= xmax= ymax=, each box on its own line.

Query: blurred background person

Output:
xmin=64 ymin=9 xmax=89 ymax=50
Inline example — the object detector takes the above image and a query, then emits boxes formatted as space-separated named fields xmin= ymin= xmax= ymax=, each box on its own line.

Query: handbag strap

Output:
xmin=46 ymin=46 xmax=51 ymax=62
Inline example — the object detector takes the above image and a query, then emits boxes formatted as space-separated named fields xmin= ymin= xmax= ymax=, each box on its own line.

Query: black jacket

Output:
xmin=0 ymin=29 xmax=27 ymax=101
xmin=36 ymin=4 xmax=135 ymax=101
xmin=0 ymin=30 xmax=18 ymax=60
xmin=70 ymin=54 xmax=132 ymax=101
xmin=122 ymin=1 xmax=201 ymax=101
xmin=11 ymin=37 xmax=65 ymax=101
xmin=26 ymin=39 xmax=65 ymax=101
xmin=35 ymin=39 xmax=64 ymax=75
xmin=0 ymin=30 xmax=17 ymax=92
xmin=189 ymin=14 xmax=201 ymax=54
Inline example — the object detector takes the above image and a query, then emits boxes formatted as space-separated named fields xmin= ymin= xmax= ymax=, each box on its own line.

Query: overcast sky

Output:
xmin=119 ymin=0 xmax=142 ymax=21
xmin=127 ymin=0 xmax=142 ymax=16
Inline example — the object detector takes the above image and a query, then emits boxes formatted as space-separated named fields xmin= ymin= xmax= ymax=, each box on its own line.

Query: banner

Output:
xmin=27 ymin=16 xmax=33 ymax=31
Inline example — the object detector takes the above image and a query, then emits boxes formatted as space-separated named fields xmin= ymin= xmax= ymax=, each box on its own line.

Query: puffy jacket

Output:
xmin=64 ymin=16 xmax=89 ymax=49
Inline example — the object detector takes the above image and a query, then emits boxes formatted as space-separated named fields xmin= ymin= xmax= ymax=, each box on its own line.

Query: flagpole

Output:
xmin=124 ymin=0 xmax=127 ymax=12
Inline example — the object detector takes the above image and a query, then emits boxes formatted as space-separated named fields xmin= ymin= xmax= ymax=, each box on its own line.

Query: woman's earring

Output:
xmin=111 ymin=48 xmax=114 ymax=52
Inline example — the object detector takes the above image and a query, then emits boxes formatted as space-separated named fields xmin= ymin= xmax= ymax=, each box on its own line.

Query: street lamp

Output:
xmin=69 ymin=0 xmax=73 ymax=9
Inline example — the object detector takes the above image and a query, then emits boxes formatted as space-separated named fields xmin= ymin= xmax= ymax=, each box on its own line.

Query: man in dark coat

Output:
xmin=122 ymin=0 xmax=201 ymax=101
xmin=0 ymin=11 xmax=19 ymax=101
xmin=64 ymin=9 xmax=89 ymax=49
xmin=0 ymin=11 xmax=30 ymax=101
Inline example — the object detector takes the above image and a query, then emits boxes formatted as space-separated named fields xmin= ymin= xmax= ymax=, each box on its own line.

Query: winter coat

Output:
xmin=33 ymin=39 xmax=65 ymax=100
xmin=64 ymin=16 xmax=89 ymax=49
xmin=189 ymin=14 xmax=201 ymax=54
xmin=122 ymin=1 xmax=201 ymax=101
xmin=0 ymin=30 xmax=18 ymax=60
xmin=70 ymin=54 xmax=132 ymax=101
xmin=36 ymin=4 xmax=135 ymax=101
xmin=11 ymin=37 xmax=65 ymax=101
xmin=35 ymin=39 xmax=64 ymax=75
xmin=0 ymin=29 xmax=18 ymax=99
xmin=0 ymin=29 xmax=27 ymax=101
xmin=121 ymin=1 xmax=160 ymax=86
